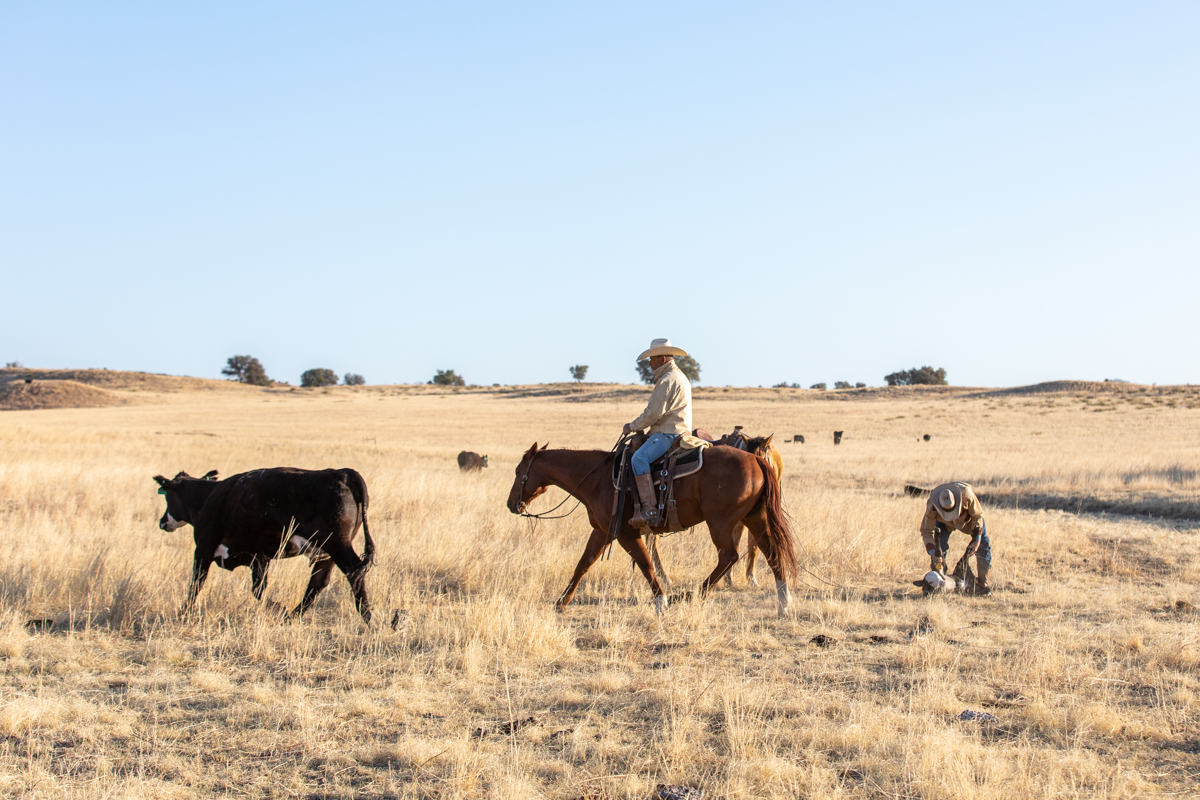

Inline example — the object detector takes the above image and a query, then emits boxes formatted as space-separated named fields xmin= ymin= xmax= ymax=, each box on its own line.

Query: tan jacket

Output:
xmin=920 ymin=482 xmax=985 ymax=537
xmin=629 ymin=360 xmax=692 ymax=436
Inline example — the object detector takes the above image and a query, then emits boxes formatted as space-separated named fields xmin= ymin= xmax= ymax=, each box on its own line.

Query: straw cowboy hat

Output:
xmin=637 ymin=338 xmax=688 ymax=362
xmin=934 ymin=485 xmax=964 ymax=521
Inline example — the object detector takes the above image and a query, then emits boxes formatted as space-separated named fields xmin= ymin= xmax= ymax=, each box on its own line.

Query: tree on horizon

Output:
xmin=221 ymin=355 xmax=271 ymax=386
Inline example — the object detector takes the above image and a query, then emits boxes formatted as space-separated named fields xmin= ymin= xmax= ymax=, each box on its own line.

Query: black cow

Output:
xmin=153 ymin=467 xmax=376 ymax=622
xmin=923 ymin=434 xmax=932 ymax=441
xmin=793 ymin=434 xmax=805 ymax=444
xmin=833 ymin=431 xmax=844 ymax=445
xmin=457 ymin=451 xmax=488 ymax=471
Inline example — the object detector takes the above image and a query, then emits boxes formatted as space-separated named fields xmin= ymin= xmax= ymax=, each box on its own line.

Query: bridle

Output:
xmin=515 ymin=434 xmax=627 ymax=520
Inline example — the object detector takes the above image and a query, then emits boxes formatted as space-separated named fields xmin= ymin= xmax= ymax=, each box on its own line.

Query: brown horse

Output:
xmin=720 ymin=433 xmax=783 ymax=587
xmin=506 ymin=442 xmax=798 ymax=615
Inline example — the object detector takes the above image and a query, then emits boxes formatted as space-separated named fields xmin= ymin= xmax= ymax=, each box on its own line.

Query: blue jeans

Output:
xmin=935 ymin=519 xmax=991 ymax=567
xmin=631 ymin=433 xmax=679 ymax=476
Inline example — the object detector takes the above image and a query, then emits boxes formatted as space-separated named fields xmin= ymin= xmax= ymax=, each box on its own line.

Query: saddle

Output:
xmin=613 ymin=434 xmax=708 ymax=532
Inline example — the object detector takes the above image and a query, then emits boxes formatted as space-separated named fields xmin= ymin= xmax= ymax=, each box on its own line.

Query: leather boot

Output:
xmin=629 ymin=473 xmax=660 ymax=528
xmin=973 ymin=559 xmax=992 ymax=596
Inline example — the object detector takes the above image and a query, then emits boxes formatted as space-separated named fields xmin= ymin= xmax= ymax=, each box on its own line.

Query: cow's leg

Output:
xmin=250 ymin=556 xmax=270 ymax=601
xmin=182 ymin=552 xmax=214 ymax=615
xmin=321 ymin=541 xmax=373 ymax=624
xmin=556 ymin=528 xmax=609 ymax=611
xmin=617 ymin=530 xmax=669 ymax=614
xmin=292 ymin=558 xmax=335 ymax=617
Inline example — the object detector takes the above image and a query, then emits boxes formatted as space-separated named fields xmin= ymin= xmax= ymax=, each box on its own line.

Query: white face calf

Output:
xmin=160 ymin=511 xmax=187 ymax=532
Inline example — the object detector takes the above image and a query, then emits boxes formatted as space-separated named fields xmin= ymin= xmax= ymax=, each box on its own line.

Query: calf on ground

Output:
xmin=153 ymin=467 xmax=376 ymax=622
xmin=458 ymin=451 xmax=488 ymax=471
xmin=833 ymin=431 xmax=844 ymax=445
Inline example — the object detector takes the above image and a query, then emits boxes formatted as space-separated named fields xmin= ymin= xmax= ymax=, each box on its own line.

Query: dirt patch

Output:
xmin=0 ymin=380 xmax=131 ymax=411
xmin=977 ymin=490 xmax=1200 ymax=522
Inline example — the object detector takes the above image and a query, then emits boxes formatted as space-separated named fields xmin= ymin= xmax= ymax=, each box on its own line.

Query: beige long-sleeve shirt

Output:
xmin=920 ymin=482 xmax=985 ymax=537
xmin=629 ymin=360 xmax=692 ymax=436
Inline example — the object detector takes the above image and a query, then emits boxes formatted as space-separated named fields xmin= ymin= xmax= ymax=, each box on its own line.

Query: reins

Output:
xmin=516 ymin=433 xmax=628 ymax=520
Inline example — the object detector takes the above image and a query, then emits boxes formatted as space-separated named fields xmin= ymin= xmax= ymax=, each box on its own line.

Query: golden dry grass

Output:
xmin=1 ymin=380 xmax=1198 ymax=798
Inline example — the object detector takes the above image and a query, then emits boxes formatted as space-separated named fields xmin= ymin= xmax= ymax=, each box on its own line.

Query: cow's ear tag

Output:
xmin=157 ymin=488 xmax=166 ymax=495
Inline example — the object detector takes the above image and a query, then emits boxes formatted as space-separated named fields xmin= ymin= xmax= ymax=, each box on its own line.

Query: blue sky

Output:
xmin=3 ymin=3 xmax=1197 ymax=387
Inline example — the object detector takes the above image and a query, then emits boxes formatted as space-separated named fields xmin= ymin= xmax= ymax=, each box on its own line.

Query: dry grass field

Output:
xmin=1 ymin=370 xmax=1199 ymax=798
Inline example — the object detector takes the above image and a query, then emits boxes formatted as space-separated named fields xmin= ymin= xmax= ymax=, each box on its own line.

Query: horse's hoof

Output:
xmin=654 ymin=595 xmax=669 ymax=615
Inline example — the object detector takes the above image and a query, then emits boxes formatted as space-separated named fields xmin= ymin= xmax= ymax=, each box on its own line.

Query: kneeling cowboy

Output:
xmin=921 ymin=482 xmax=992 ymax=596
xmin=622 ymin=338 xmax=692 ymax=528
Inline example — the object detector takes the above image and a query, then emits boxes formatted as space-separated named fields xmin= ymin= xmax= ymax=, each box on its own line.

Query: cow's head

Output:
xmin=153 ymin=469 xmax=219 ymax=531
xmin=481 ymin=455 xmax=489 ymax=468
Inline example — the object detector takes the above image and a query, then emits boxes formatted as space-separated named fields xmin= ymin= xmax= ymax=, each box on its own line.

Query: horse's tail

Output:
xmin=345 ymin=469 xmax=376 ymax=568
xmin=754 ymin=455 xmax=797 ymax=581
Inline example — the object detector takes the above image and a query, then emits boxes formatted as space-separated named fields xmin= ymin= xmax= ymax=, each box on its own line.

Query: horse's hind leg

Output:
xmin=744 ymin=514 xmax=791 ymax=616
xmin=724 ymin=524 xmax=744 ymax=588
xmin=700 ymin=522 xmax=740 ymax=601
xmin=617 ymin=531 xmax=669 ymax=613
xmin=744 ymin=540 xmax=760 ymax=587
xmin=723 ymin=524 xmax=761 ymax=589
xmin=557 ymin=528 xmax=609 ymax=611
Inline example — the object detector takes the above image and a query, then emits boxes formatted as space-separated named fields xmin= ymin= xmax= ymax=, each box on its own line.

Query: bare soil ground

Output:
xmin=0 ymin=377 xmax=1197 ymax=798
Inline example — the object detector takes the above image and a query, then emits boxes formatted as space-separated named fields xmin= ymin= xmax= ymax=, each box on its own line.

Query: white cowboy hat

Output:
xmin=637 ymin=338 xmax=688 ymax=362
xmin=934 ymin=486 xmax=963 ymax=521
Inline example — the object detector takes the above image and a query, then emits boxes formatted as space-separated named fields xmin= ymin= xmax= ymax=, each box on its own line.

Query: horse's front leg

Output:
xmin=557 ymin=528 xmax=609 ymax=611
xmin=617 ymin=531 xmax=668 ymax=614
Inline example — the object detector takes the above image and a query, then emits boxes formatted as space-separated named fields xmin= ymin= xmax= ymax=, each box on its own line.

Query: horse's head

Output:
xmin=507 ymin=442 xmax=549 ymax=514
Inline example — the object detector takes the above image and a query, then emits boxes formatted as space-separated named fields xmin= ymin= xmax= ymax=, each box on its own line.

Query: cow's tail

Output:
xmin=753 ymin=455 xmax=797 ymax=582
xmin=346 ymin=469 xmax=376 ymax=568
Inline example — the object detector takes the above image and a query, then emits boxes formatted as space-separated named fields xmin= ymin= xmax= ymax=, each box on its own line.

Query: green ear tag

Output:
xmin=157 ymin=488 xmax=166 ymax=495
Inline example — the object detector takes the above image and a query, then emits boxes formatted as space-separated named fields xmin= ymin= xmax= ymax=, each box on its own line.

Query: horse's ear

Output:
xmin=539 ymin=442 xmax=549 ymax=450
xmin=764 ymin=434 xmax=774 ymax=447
xmin=525 ymin=443 xmax=539 ymax=456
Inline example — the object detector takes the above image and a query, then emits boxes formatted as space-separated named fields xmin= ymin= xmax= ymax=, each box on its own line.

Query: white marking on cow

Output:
xmin=290 ymin=534 xmax=323 ymax=563
xmin=776 ymin=579 xmax=792 ymax=617
xmin=654 ymin=594 xmax=669 ymax=615
xmin=213 ymin=544 xmax=229 ymax=563
xmin=162 ymin=513 xmax=185 ymax=531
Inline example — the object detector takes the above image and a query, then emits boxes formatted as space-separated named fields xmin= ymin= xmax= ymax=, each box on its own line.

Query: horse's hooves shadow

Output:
xmin=668 ymin=590 xmax=694 ymax=604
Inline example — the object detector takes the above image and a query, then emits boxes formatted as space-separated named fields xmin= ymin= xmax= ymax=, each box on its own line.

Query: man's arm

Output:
xmin=628 ymin=381 xmax=669 ymax=432
xmin=960 ymin=490 xmax=984 ymax=535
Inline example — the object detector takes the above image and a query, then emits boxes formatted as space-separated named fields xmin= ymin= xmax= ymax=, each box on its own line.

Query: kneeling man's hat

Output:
xmin=637 ymin=338 xmax=688 ymax=361
xmin=935 ymin=486 xmax=963 ymax=521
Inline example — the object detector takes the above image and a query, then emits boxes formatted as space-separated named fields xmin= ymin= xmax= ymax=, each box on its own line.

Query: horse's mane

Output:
xmin=744 ymin=435 xmax=774 ymax=455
